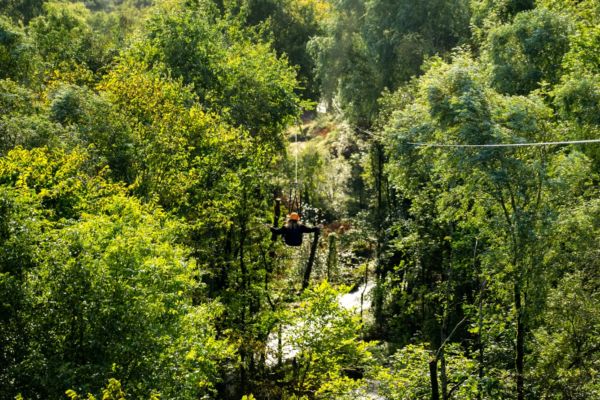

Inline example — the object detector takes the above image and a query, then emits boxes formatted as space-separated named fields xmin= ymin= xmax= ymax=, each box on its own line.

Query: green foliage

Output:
xmin=47 ymin=83 xmax=134 ymax=181
xmin=551 ymin=9 xmax=600 ymax=129
xmin=0 ymin=0 xmax=45 ymax=23
xmin=0 ymin=79 xmax=35 ymax=115
xmin=485 ymin=7 xmax=572 ymax=94
xmin=0 ymin=79 xmax=66 ymax=154
xmin=562 ymin=25 xmax=600 ymax=75
xmin=371 ymin=343 xmax=479 ymax=399
xmin=161 ymin=304 xmax=236 ymax=399
xmin=0 ymin=147 xmax=231 ymax=399
xmin=538 ymin=0 xmax=600 ymax=24
xmin=0 ymin=147 xmax=119 ymax=219
xmin=28 ymin=197 xmax=195 ymax=395
xmin=314 ymin=374 xmax=368 ymax=399
xmin=99 ymin=58 xmax=261 ymax=213
xmin=66 ymin=378 xmax=148 ymax=400
xmin=0 ymin=16 xmax=36 ymax=83
xmin=530 ymin=272 xmax=600 ymax=399
xmin=227 ymin=0 xmax=327 ymax=100
xmin=470 ymin=0 xmax=535 ymax=44
xmin=0 ymin=113 xmax=64 ymax=154
xmin=28 ymin=0 xmax=128 ymax=82
xmin=131 ymin=0 xmax=300 ymax=145
xmin=2 ymin=0 xmax=600 ymax=399
xmin=0 ymin=185 xmax=44 ymax=398
xmin=554 ymin=74 xmax=600 ymax=126
xmin=282 ymin=281 xmax=373 ymax=398
xmin=310 ymin=0 xmax=471 ymax=125
xmin=380 ymin=50 xmax=595 ymax=399
xmin=29 ymin=2 xmax=95 ymax=71
xmin=100 ymin=379 xmax=125 ymax=400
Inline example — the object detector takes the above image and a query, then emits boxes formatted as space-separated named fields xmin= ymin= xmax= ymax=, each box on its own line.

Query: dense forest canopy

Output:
xmin=1 ymin=0 xmax=600 ymax=399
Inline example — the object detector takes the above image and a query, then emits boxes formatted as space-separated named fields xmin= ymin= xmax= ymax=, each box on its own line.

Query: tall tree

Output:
xmin=310 ymin=0 xmax=471 ymax=125
xmin=382 ymin=53 xmax=590 ymax=399
xmin=130 ymin=0 xmax=300 ymax=146
xmin=485 ymin=8 xmax=572 ymax=95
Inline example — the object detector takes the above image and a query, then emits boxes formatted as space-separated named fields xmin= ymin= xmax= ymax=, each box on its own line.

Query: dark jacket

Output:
xmin=270 ymin=221 xmax=319 ymax=246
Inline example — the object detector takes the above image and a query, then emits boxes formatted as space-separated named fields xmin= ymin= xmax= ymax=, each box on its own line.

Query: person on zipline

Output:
xmin=270 ymin=212 xmax=320 ymax=246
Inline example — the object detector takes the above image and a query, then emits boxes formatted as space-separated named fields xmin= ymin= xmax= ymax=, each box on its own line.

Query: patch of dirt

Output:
xmin=314 ymin=126 xmax=331 ymax=138
xmin=326 ymin=220 xmax=352 ymax=234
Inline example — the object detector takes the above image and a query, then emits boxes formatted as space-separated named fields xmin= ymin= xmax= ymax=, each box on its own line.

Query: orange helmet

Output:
xmin=289 ymin=212 xmax=300 ymax=221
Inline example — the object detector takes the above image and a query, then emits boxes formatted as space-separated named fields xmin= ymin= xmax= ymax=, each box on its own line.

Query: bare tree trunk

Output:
xmin=272 ymin=198 xmax=281 ymax=234
xmin=478 ymin=290 xmax=485 ymax=400
xmin=326 ymin=233 xmax=337 ymax=281
xmin=277 ymin=324 xmax=283 ymax=368
xmin=475 ymin=239 xmax=484 ymax=400
xmin=440 ymin=348 xmax=448 ymax=400
xmin=515 ymin=281 xmax=524 ymax=400
xmin=239 ymin=222 xmax=247 ymax=289
xmin=269 ymin=198 xmax=281 ymax=265
xmin=302 ymin=230 xmax=320 ymax=290
xmin=429 ymin=357 xmax=440 ymax=400
xmin=373 ymin=141 xmax=386 ymax=332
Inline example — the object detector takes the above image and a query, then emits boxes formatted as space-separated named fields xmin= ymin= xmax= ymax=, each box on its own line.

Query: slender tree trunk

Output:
xmin=475 ymin=238 xmax=484 ymax=400
xmin=239 ymin=222 xmax=248 ymax=289
xmin=221 ymin=226 xmax=233 ymax=284
xmin=515 ymin=281 xmax=524 ymax=400
xmin=373 ymin=141 xmax=386 ymax=331
xmin=277 ymin=324 xmax=283 ymax=368
xmin=429 ymin=357 xmax=440 ymax=400
xmin=440 ymin=232 xmax=453 ymax=400
xmin=440 ymin=350 xmax=448 ymax=400
xmin=478 ymin=290 xmax=485 ymax=400
xmin=326 ymin=234 xmax=337 ymax=281
xmin=269 ymin=198 xmax=281 ymax=265
xmin=302 ymin=230 xmax=319 ymax=290
xmin=240 ymin=347 xmax=247 ymax=396
xmin=272 ymin=198 xmax=281 ymax=233
xmin=497 ymin=189 xmax=525 ymax=400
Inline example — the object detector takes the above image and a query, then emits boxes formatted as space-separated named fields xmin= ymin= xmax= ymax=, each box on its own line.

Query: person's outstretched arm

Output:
xmin=301 ymin=224 xmax=320 ymax=233
xmin=270 ymin=225 xmax=285 ymax=235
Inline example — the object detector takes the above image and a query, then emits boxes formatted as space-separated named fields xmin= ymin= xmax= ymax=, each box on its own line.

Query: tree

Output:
xmin=48 ymin=83 xmax=134 ymax=182
xmin=485 ymin=8 xmax=572 ymax=95
xmin=310 ymin=0 xmax=471 ymax=125
xmin=279 ymin=282 xmax=373 ymax=398
xmin=28 ymin=1 xmax=125 ymax=83
xmin=528 ymin=166 xmax=600 ymax=398
xmin=382 ymin=52 xmax=590 ymax=399
xmin=470 ymin=0 xmax=535 ymax=45
xmin=0 ymin=147 xmax=232 ymax=399
xmin=551 ymin=4 xmax=600 ymax=170
xmin=225 ymin=0 xmax=329 ymax=100
xmin=0 ymin=79 xmax=65 ymax=154
xmin=0 ymin=17 xmax=36 ymax=83
xmin=130 ymin=0 xmax=300 ymax=146
xmin=0 ymin=0 xmax=45 ymax=23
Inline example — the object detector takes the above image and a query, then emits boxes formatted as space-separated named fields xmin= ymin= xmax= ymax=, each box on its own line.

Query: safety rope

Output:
xmin=295 ymin=124 xmax=299 ymax=184
xmin=285 ymin=122 xmax=301 ymax=213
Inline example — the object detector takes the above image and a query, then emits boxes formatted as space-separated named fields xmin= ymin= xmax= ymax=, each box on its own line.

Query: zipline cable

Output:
xmin=349 ymin=124 xmax=600 ymax=148
xmin=407 ymin=138 xmax=600 ymax=148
